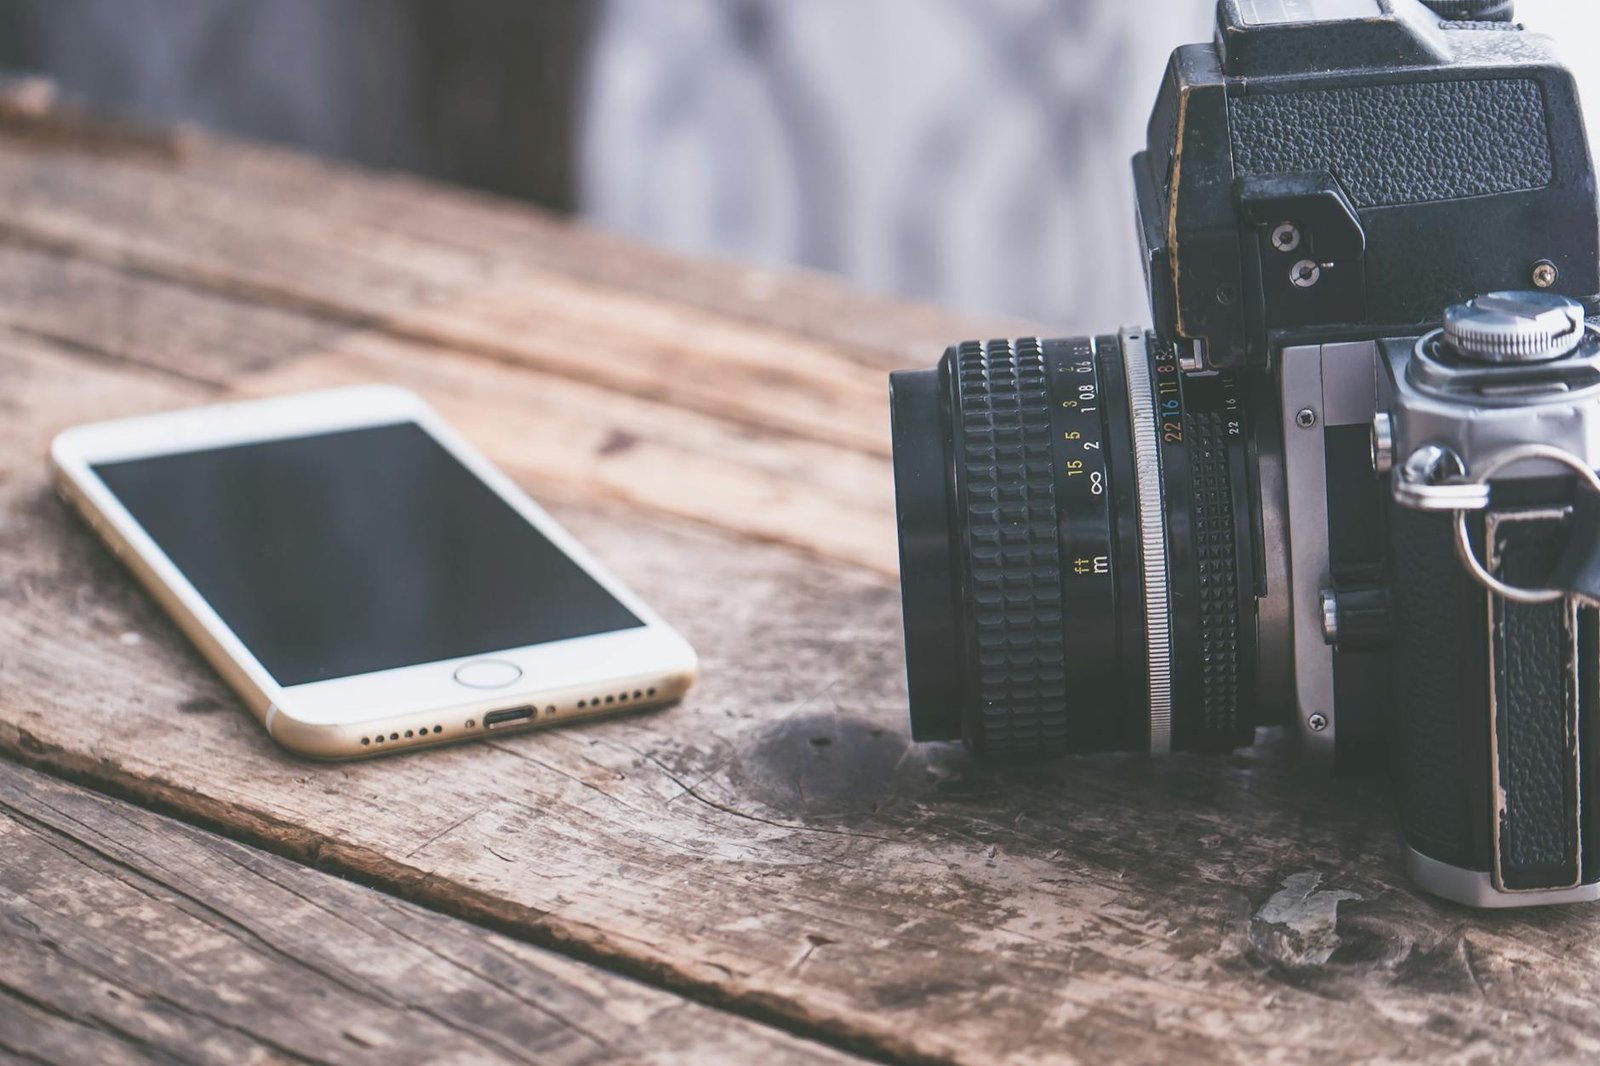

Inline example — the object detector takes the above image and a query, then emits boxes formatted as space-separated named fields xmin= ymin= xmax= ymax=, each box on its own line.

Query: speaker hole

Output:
xmin=389 ymin=733 xmax=399 ymax=741
xmin=361 ymin=737 xmax=371 ymax=746
xmin=647 ymin=688 xmax=657 ymax=697
xmin=433 ymin=725 xmax=443 ymax=734
xmin=633 ymin=690 xmax=643 ymax=699
xmin=404 ymin=730 xmax=414 ymax=738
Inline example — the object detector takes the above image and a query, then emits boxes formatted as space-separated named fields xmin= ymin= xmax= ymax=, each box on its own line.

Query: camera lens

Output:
xmin=890 ymin=332 xmax=1261 ymax=758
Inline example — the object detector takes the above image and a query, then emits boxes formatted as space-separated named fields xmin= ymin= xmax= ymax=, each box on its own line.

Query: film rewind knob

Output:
xmin=1442 ymin=291 xmax=1586 ymax=364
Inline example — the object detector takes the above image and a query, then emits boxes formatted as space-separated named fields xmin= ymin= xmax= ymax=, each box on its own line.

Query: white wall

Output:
xmin=1522 ymin=0 xmax=1600 ymax=151
xmin=582 ymin=2 xmax=1600 ymax=330
xmin=581 ymin=0 xmax=1215 ymax=330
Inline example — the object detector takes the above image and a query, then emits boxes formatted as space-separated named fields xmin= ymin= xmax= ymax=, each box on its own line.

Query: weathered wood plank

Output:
xmin=8 ymin=322 xmax=1600 ymax=1065
xmin=0 ymin=116 xmax=1022 ymax=368
xmin=0 ymin=757 xmax=864 ymax=1066
xmin=0 ymin=243 xmax=899 ymax=573
xmin=0 ymin=127 xmax=1021 ymax=460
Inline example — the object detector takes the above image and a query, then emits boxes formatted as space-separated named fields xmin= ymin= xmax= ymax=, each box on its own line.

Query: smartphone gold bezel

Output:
xmin=49 ymin=385 xmax=698 ymax=760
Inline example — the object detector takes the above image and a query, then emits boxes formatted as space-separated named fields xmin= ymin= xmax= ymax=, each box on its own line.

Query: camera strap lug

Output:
xmin=1445 ymin=444 xmax=1600 ymax=607
xmin=1396 ymin=444 xmax=1487 ymax=513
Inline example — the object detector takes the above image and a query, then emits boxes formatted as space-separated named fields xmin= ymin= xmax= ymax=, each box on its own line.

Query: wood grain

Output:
xmin=0 ymin=758 xmax=862 ymax=1066
xmin=0 ymin=242 xmax=900 ymax=573
xmin=4 ymin=121 xmax=1600 ymax=1066
xmin=0 ymin=118 xmax=1024 ymax=366
xmin=0 ymin=127 xmax=1021 ymax=459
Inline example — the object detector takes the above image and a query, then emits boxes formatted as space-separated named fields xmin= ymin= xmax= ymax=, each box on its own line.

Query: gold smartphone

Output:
xmin=51 ymin=386 xmax=697 ymax=759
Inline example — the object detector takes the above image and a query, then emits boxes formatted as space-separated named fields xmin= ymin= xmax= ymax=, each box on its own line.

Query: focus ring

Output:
xmin=951 ymin=339 xmax=1068 ymax=756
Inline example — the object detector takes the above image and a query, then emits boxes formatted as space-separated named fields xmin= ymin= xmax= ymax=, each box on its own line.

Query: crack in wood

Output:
xmin=0 ymin=758 xmax=872 ymax=1065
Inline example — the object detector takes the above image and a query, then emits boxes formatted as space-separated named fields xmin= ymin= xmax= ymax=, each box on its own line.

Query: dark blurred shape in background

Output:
xmin=0 ymin=0 xmax=1590 ymax=328
xmin=0 ymin=0 xmax=590 ymax=211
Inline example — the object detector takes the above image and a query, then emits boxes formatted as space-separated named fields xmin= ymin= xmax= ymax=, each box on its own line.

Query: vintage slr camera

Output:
xmin=890 ymin=0 xmax=1600 ymax=908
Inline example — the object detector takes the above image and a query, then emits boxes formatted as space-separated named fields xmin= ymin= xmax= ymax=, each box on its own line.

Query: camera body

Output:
xmin=889 ymin=0 xmax=1600 ymax=907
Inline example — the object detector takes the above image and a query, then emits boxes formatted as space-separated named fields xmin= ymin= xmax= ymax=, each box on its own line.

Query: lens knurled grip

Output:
xmin=1186 ymin=409 xmax=1244 ymax=739
xmin=950 ymin=339 xmax=1069 ymax=756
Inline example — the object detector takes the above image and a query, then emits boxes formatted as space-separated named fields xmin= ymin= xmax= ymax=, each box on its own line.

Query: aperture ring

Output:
xmin=1185 ymin=408 xmax=1244 ymax=737
xmin=950 ymin=339 xmax=1069 ymax=756
xmin=1120 ymin=328 xmax=1174 ymax=755
xmin=1154 ymin=346 xmax=1255 ymax=752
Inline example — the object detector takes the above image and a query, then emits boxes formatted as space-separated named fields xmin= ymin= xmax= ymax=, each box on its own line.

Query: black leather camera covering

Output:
xmin=1229 ymin=80 xmax=1552 ymax=210
xmin=1391 ymin=506 xmax=1595 ymax=889
xmin=1490 ymin=516 xmax=1583 ymax=891
xmin=1389 ymin=508 xmax=1494 ymax=872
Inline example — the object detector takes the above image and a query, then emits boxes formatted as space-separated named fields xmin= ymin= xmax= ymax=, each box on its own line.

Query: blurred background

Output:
xmin=0 ymin=0 xmax=1593 ymax=330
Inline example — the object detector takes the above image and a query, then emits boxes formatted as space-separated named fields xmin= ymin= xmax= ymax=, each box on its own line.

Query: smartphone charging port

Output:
xmin=483 ymin=706 xmax=537 ymax=730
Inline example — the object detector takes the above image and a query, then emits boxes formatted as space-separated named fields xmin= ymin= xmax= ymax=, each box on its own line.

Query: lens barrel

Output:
xmin=890 ymin=331 xmax=1261 ymax=758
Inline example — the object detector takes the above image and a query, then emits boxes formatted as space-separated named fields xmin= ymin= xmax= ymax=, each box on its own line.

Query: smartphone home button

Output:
xmin=452 ymin=660 xmax=523 ymax=690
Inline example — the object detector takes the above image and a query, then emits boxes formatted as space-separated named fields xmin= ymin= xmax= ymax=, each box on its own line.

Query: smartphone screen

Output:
xmin=91 ymin=422 xmax=643 ymax=687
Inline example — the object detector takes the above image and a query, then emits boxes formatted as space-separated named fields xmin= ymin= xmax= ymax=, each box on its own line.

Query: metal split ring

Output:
xmin=1451 ymin=444 xmax=1600 ymax=605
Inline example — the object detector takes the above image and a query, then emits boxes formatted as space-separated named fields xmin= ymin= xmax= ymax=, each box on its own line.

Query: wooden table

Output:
xmin=3 ymin=96 xmax=1599 ymax=1066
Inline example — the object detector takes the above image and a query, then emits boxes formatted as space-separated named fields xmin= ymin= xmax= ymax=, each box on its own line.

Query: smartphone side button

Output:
xmin=452 ymin=660 xmax=523 ymax=690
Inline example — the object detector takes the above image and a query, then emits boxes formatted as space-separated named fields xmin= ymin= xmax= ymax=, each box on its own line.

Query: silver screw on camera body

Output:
xmin=1308 ymin=713 xmax=1329 ymax=732
xmin=1295 ymin=407 xmax=1318 ymax=429
xmin=1272 ymin=222 xmax=1302 ymax=252
xmin=1291 ymin=260 xmax=1322 ymax=288
xmin=1532 ymin=260 xmax=1560 ymax=289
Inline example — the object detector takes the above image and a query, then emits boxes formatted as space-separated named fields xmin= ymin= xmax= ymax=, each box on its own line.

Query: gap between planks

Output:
xmin=0 ymin=127 xmax=1031 ymax=463
xmin=0 ymin=754 xmax=879 ymax=1066
xmin=0 ymin=242 xmax=902 ymax=576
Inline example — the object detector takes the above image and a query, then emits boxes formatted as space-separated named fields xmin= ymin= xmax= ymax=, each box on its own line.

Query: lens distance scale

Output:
xmin=1045 ymin=338 xmax=1122 ymax=746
